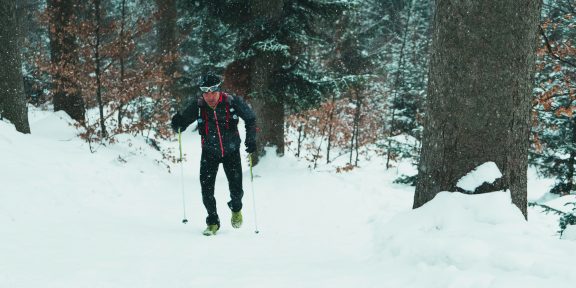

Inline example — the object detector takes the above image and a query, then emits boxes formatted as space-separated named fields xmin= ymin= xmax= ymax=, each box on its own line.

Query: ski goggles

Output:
xmin=199 ymin=82 xmax=221 ymax=93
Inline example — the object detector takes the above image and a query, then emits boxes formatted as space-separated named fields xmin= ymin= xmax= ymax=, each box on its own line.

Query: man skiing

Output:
xmin=171 ymin=73 xmax=257 ymax=236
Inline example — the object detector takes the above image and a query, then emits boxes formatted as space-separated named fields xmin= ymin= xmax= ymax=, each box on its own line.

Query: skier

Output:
xmin=171 ymin=73 xmax=257 ymax=236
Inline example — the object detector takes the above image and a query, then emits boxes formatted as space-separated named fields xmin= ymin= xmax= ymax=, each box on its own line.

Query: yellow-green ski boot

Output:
xmin=231 ymin=211 xmax=243 ymax=228
xmin=202 ymin=224 xmax=219 ymax=236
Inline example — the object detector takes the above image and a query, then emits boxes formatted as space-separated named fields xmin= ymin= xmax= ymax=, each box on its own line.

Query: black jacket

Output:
xmin=171 ymin=92 xmax=256 ymax=157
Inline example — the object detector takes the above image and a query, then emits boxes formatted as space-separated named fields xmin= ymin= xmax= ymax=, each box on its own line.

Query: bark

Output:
xmin=155 ymin=0 xmax=181 ymax=102
xmin=48 ymin=0 xmax=85 ymax=122
xmin=297 ymin=121 xmax=303 ymax=157
xmin=326 ymin=93 xmax=337 ymax=164
xmin=247 ymin=0 xmax=285 ymax=163
xmin=155 ymin=0 xmax=177 ymax=56
xmin=350 ymin=91 xmax=362 ymax=167
xmin=413 ymin=0 xmax=542 ymax=219
xmin=567 ymin=118 xmax=576 ymax=194
xmin=118 ymin=0 xmax=127 ymax=127
xmin=349 ymin=88 xmax=362 ymax=166
xmin=0 ymin=0 xmax=30 ymax=133
xmin=250 ymin=55 xmax=285 ymax=158
xmin=348 ymin=88 xmax=360 ymax=165
xmin=94 ymin=0 xmax=107 ymax=137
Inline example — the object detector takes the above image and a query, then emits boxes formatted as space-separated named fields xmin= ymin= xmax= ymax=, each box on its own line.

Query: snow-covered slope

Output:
xmin=1 ymin=109 xmax=575 ymax=288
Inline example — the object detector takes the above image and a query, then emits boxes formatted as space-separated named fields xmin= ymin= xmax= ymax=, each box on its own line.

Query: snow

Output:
xmin=456 ymin=162 xmax=503 ymax=192
xmin=375 ymin=191 xmax=576 ymax=288
xmin=1 ymin=108 xmax=576 ymax=288
xmin=564 ymin=225 xmax=576 ymax=241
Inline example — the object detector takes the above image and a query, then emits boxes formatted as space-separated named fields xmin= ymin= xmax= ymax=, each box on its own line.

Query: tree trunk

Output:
xmin=413 ymin=0 xmax=542 ymax=219
xmin=155 ymin=0 xmax=177 ymax=56
xmin=118 ymin=0 xmax=127 ymax=128
xmin=155 ymin=0 xmax=181 ymax=102
xmin=94 ymin=0 xmax=106 ymax=138
xmin=250 ymin=55 xmax=285 ymax=158
xmin=296 ymin=121 xmax=303 ymax=157
xmin=386 ymin=0 xmax=414 ymax=169
xmin=48 ymin=0 xmax=85 ymax=123
xmin=566 ymin=117 xmax=576 ymax=194
xmin=349 ymin=88 xmax=362 ymax=166
xmin=326 ymin=93 xmax=336 ymax=164
xmin=354 ymin=112 xmax=360 ymax=167
xmin=247 ymin=0 xmax=285 ymax=163
xmin=0 ymin=0 xmax=30 ymax=133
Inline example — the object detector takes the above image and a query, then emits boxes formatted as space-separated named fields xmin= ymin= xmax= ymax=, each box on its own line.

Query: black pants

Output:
xmin=200 ymin=150 xmax=244 ymax=226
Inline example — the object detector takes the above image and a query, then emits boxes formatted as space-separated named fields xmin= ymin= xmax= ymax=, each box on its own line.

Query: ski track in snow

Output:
xmin=1 ymin=109 xmax=575 ymax=288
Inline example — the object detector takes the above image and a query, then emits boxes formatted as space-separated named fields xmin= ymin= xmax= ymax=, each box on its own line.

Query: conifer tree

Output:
xmin=181 ymin=1 xmax=350 ymax=163
xmin=531 ymin=0 xmax=576 ymax=195
xmin=238 ymin=1 xmax=350 ymax=160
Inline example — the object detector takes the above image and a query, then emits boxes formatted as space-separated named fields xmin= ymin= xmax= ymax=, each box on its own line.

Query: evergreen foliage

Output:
xmin=529 ymin=201 xmax=576 ymax=236
xmin=239 ymin=0 xmax=353 ymax=108
xmin=531 ymin=0 xmax=576 ymax=195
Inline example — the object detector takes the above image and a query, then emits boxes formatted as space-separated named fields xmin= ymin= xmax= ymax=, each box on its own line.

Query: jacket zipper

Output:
xmin=214 ymin=110 xmax=225 ymax=157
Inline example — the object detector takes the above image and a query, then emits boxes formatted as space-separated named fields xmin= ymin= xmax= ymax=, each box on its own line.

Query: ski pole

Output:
xmin=249 ymin=154 xmax=259 ymax=234
xmin=178 ymin=128 xmax=188 ymax=224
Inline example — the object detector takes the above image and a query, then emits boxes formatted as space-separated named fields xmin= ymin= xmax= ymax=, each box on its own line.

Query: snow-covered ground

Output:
xmin=1 ymin=108 xmax=575 ymax=288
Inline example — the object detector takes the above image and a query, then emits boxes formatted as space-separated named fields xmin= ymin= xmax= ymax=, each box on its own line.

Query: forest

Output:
xmin=0 ymin=1 xmax=574 ymax=203
xmin=2 ymin=0 xmax=576 ymax=286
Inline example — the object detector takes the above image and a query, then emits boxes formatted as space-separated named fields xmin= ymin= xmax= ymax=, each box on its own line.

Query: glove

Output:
xmin=245 ymin=140 xmax=256 ymax=154
xmin=171 ymin=113 xmax=186 ymax=132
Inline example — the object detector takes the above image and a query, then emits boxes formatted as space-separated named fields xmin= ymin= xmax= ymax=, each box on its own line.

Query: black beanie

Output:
xmin=199 ymin=74 xmax=221 ymax=87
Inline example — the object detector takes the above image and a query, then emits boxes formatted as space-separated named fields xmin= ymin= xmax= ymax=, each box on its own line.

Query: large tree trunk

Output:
xmin=248 ymin=0 xmax=285 ymax=162
xmin=250 ymin=55 xmax=285 ymax=157
xmin=413 ymin=0 xmax=542 ymax=218
xmin=0 ymin=0 xmax=30 ymax=133
xmin=155 ymin=0 xmax=181 ymax=102
xmin=48 ymin=0 xmax=85 ymax=123
xmin=155 ymin=0 xmax=177 ymax=56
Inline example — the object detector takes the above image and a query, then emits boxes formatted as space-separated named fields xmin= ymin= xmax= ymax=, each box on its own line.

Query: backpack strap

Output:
xmin=203 ymin=109 xmax=209 ymax=135
xmin=226 ymin=100 xmax=230 ymax=130
xmin=223 ymin=93 xmax=235 ymax=130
